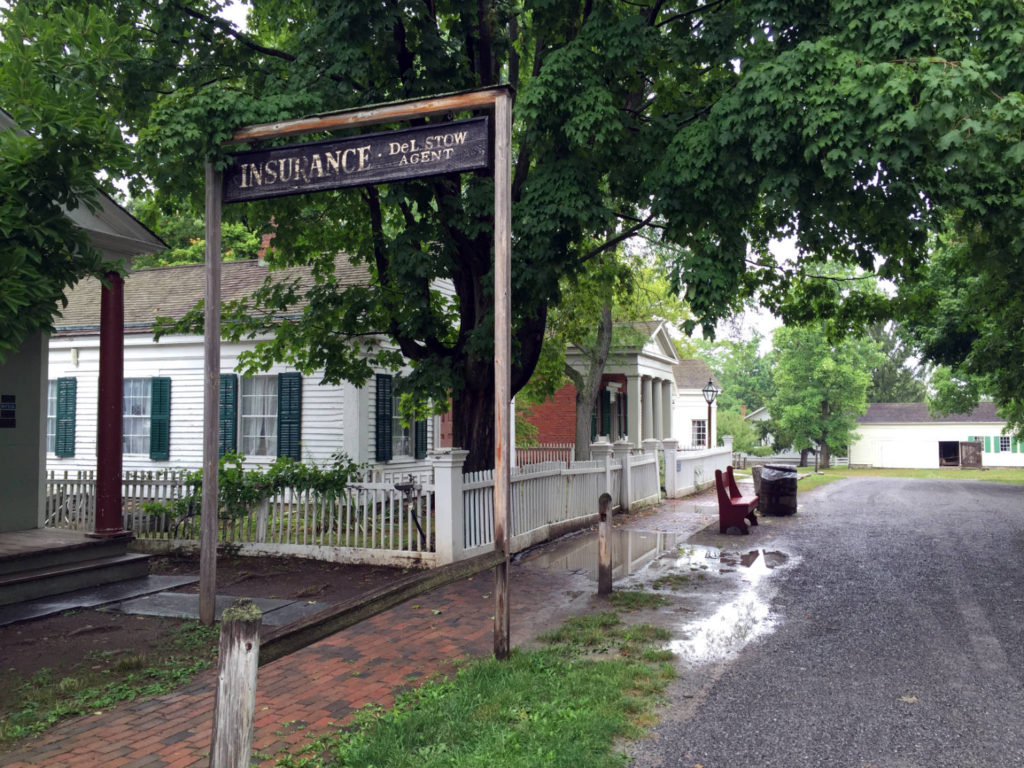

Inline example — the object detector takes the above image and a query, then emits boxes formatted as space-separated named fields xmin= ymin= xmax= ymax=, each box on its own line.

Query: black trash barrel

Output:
xmin=759 ymin=464 xmax=798 ymax=515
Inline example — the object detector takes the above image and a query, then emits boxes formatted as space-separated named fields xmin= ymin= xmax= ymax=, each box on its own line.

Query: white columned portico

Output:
xmin=627 ymin=374 xmax=642 ymax=449
xmin=651 ymin=378 xmax=663 ymax=440
xmin=661 ymin=380 xmax=673 ymax=438
xmin=641 ymin=376 xmax=653 ymax=442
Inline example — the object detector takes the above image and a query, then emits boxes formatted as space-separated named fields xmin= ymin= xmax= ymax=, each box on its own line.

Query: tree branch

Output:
xmin=579 ymin=213 xmax=657 ymax=265
xmin=173 ymin=1 xmax=297 ymax=63
xmin=654 ymin=0 xmax=730 ymax=28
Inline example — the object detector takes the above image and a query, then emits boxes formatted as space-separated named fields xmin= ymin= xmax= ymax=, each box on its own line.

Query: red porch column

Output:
xmin=91 ymin=270 xmax=129 ymax=538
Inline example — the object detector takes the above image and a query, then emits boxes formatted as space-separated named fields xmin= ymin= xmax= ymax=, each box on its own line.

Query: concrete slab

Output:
xmin=0 ymin=574 xmax=198 ymax=627
xmin=109 ymin=592 xmax=326 ymax=627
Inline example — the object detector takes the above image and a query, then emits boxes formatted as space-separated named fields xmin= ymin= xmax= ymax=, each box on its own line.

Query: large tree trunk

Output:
xmin=453 ymin=357 xmax=495 ymax=473
xmin=451 ymin=304 xmax=548 ymax=473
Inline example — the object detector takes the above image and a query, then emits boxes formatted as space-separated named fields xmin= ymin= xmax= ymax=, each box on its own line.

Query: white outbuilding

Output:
xmin=848 ymin=402 xmax=1021 ymax=469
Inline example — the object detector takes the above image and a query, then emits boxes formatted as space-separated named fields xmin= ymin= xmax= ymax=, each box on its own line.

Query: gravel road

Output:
xmin=628 ymin=476 xmax=1024 ymax=768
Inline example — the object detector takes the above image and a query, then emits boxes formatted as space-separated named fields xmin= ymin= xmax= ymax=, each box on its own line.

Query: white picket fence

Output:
xmin=44 ymin=468 xmax=436 ymax=567
xmin=44 ymin=446 xmax=673 ymax=567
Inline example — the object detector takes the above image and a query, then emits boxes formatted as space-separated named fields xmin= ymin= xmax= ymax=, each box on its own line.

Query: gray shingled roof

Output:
xmin=54 ymin=256 xmax=370 ymax=335
xmin=674 ymin=358 xmax=719 ymax=390
xmin=858 ymin=402 xmax=1003 ymax=424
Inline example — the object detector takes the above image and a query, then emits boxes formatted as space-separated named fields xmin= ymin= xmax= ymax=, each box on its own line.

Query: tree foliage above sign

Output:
xmin=3 ymin=0 xmax=1023 ymax=461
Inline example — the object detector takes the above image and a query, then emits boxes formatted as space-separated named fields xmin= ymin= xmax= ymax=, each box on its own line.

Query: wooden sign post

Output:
xmin=202 ymin=87 xmax=514 ymax=657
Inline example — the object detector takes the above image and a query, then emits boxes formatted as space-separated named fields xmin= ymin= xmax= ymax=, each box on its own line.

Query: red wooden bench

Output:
xmin=715 ymin=466 xmax=759 ymax=534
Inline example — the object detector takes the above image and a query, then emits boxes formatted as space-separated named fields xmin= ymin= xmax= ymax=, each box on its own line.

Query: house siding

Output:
xmin=849 ymin=421 xmax=1022 ymax=468
xmin=47 ymin=333 xmax=354 ymax=471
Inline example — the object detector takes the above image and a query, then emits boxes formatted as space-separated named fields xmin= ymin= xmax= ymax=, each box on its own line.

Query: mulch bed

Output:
xmin=0 ymin=554 xmax=405 ymax=713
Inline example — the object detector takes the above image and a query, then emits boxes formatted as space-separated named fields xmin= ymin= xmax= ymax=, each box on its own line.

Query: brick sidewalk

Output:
xmin=2 ymin=572 xmax=513 ymax=768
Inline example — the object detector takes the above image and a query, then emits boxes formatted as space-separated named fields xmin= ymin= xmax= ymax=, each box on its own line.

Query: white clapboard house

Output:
xmin=47 ymin=257 xmax=438 ymax=477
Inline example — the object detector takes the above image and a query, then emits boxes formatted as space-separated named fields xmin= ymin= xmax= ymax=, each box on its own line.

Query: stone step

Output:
xmin=0 ymin=530 xmax=129 ymax=577
xmin=0 ymin=553 xmax=151 ymax=607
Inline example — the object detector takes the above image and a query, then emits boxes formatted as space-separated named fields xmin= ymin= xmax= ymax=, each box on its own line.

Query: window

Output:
xmin=123 ymin=378 xmax=151 ymax=455
xmin=123 ymin=378 xmax=171 ymax=458
xmin=46 ymin=381 xmax=57 ymax=453
xmin=392 ymin=394 xmax=413 ymax=457
xmin=240 ymin=375 xmax=278 ymax=456
xmin=692 ymin=419 xmax=707 ymax=448
xmin=220 ymin=373 xmax=301 ymax=460
xmin=375 ymin=374 xmax=427 ymax=462
xmin=1000 ymin=436 xmax=1011 ymax=452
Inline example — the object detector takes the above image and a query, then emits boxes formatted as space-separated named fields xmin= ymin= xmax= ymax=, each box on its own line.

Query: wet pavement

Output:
xmin=628 ymin=476 xmax=1024 ymax=768
xmin=521 ymin=486 xmax=797 ymax=666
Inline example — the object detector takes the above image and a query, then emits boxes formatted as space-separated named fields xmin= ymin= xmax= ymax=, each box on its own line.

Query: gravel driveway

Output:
xmin=628 ymin=476 xmax=1024 ymax=768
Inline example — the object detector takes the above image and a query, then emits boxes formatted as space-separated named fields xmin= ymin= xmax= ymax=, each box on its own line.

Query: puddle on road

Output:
xmin=521 ymin=529 xmax=791 ymax=664
xmin=668 ymin=547 xmax=788 ymax=663
xmin=519 ymin=529 xmax=683 ymax=581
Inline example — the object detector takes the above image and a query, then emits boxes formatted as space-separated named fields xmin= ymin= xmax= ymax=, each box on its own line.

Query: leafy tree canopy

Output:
xmin=695 ymin=333 xmax=773 ymax=415
xmin=0 ymin=2 xmax=137 ymax=360
xmin=767 ymin=323 xmax=883 ymax=466
xmin=865 ymin=322 xmax=927 ymax=403
xmin=899 ymin=227 xmax=1023 ymax=434
xmin=128 ymin=194 xmax=262 ymax=269
xmin=4 ymin=0 xmax=1023 ymax=465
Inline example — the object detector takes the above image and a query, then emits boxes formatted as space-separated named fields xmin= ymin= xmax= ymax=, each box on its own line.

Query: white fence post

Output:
xmin=432 ymin=449 xmax=468 ymax=565
xmin=662 ymin=438 xmax=679 ymax=498
xmin=613 ymin=440 xmax=632 ymax=512
xmin=642 ymin=438 xmax=661 ymax=455
xmin=591 ymin=440 xmax=614 ymax=498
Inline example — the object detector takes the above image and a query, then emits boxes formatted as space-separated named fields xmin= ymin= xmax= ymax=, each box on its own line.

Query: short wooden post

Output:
xmin=210 ymin=599 xmax=261 ymax=768
xmin=597 ymin=492 xmax=613 ymax=596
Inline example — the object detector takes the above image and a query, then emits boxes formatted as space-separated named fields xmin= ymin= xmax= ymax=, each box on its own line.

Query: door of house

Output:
xmin=959 ymin=441 xmax=982 ymax=468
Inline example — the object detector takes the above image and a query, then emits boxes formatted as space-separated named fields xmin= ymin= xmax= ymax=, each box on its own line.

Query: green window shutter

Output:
xmin=414 ymin=418 xmax=428 ymax=459
xmin=984 ymin=436 xmax=991 ymax=452
xmin=1011 ymin=439 xmax=1018 ymax=454
xmin=219 ymin=374 xmax=237 ymax=457
xmin=149 ymin=377 xmax=171 ymax=460
xmin=600 ymin=390 xmax=611 ymax=435
xmin=55 ymin=377 xmax=77 ymax=457
xmin=277 ymin=372 xmax=302 ymax=460
xmin=621 ymin=392 xmax=628 ymax=435
xmin=994 ymin=436 xmax=1001 ymax=453
xmin=590 ymin=405 xmax=598 ymax=441
xmin=375 ymin=374 xmax=393 ymax=462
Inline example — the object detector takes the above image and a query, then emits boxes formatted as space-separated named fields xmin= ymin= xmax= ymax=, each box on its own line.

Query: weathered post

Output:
xmin=201 ymin=162 xmax=223 ymax=627
xmin=210 ymin=599 xmax=261 ymax=768
xmin=597 ymin=492 xmax=613 ymax=596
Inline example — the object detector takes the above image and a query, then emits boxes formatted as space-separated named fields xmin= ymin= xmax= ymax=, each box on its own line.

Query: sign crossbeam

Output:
xmin=225 ymin=86 xmax=510 ymax=145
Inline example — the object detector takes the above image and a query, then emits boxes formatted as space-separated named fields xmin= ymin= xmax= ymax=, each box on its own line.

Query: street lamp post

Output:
xmin=702 ymin=379 xmax=718 ymax=449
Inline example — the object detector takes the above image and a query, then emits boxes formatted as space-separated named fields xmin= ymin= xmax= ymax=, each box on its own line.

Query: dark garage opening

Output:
xmin=938 ymin=441 xmax=960 ymax=467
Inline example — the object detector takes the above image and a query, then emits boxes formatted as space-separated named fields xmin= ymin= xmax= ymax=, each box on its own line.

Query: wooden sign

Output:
xmin=223 ymin=117 xmax=489 ymax=203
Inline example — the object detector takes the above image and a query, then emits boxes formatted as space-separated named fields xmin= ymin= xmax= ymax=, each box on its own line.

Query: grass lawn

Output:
xmin=797 ymin=466 xmax=1024 ymax=492
xmin=273 ymin=610 xmax=675 ymax=768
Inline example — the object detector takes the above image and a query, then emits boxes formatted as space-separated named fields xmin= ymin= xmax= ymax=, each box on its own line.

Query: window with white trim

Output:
xmin=692 ymin=419 xmax=707 ymax=447
xmin=392 ymin=395 xmax=415 ymax=458
xmin=240 ymin=375 xmax=278 ymax=457
xmin=1000 ymin=436 xmax=1012 ymax=452
xmin=123 ymin=378 xmax=151 ymax=454
xmin=46 ymin=380 xmax=57 ymax=454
